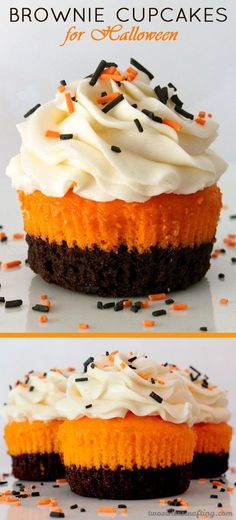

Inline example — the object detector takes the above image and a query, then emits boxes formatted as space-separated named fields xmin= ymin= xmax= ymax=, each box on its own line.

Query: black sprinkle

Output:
xmin=167 ymin=509 xmax=175 ymax=514
xmin=218 ymin=503 xmax=223 ymax=508
xmin=165 ymin=298 xmax=174 ymax=305
xmin=70 ymin=504 xmax=78 ymax=509
xmin=97 ymin=301 xmax=103 ymax=309
xmin=89 ymin=59 xmax=107 ymax=86
xmin=24 ymin=103 xmax=41 ymax=118
xmin=129 ymin=365 xmax=137 ymax=370
xmin=102 ymin=94 xmax=124 ymax=113
xmin=105 ymin=351 xmax=109 ymax=356
xmin=5 ymin=300 xmax=22 ymax=308
xmin=101 ymin=91 xmax=107 ymax=97
xmin=19 ymin=493 xmax=28 ymax=499
xmin=231 ymin=257 xmax=236 ymax=263
xmin=83 ymin=357 xmax=94 ymax=373
xmin=49 ymin=513 xmax=65 ymax=518
xmin=53 ymin=485 xmax=60 ymax=488
xmin=130 ymin=58 xmax=154 ymax=80
xmin=32 ymin=304 xmax=49 ymax=313
xmin=106 ymin=62 xmax=118 ymax=68
xmin=189 ymin=366 xmax=201 ymax=382
xmin=142 ymin=109 xmax=162 ymax=123
xmin=114 ymin=301 xmax=124 ymax=311
xmin=168 ymin=82 xmax=177 ymax=91
xmin=0 ymin=481 xmax=8 ymax=486
xmin=212 ymin=485 xmax=217 ymax=489
xmin=151 ymin=378 xmax=155 ymax=384
xmin=80 ymin=508 xmax=86 ymax=512
xmin=210 ymin=495 xmax=218 ymax=498
xmin=1 ymin=236 xmax=8 ymax=242
xmin=200 ymin=326 xmax=208 ymax=331
xmin=31 ymin=491 xmax=40 ymax=497
xmin=60 ymin=80 xmax=67 ymax=86
xmin=218 ymin=273 xmax=225 ymax=279
xmin=111 ymin=145 xmax=121 ymax=153
xmin=103 ymin=302 xmax=115 ymax=309
xmin=71 ymin=96 xmax=77 ymax=102
xmin=175 ymin=105 xmax=194 ymax=120
xmin=171 ymin=94 xmax=183 ymax=107
xmin=134 ymin=118 xmax=143 ymax=133
xmin=230 ymin=214 xmax=236 ymax=219
xmin=220 ymin=249 xmax=226 ymax=254
xmin=85 ymin=404 xmax=92 ymax=409
xmin=131 ymin=103 xmax=138 ymax=108
xmin=128 ymin=356 xmax=137 ymax=363
xmin=75 ymin=377 xmax=88 ymax=382
xmin=60 ymin=134 xmax=73 ymax=140
xmin=0 ymin=297 xmax=5 ymax=303
xmin=220 ymin=488 xmax=225 ymax=492
xmin=118 ymin=504 xmax=127 ymax=509
xmin=149 ymin=391 xmax=163 ymax=404
xmin=29 ymin=386 xmax=34 ymax=392
xmin=154 ymin=85 xmax=168 ymax=104
xmin=152 ymin=309 xmax=167 ymax=317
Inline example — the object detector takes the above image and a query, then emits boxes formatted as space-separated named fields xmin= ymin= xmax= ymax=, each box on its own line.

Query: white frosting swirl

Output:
xmin=6 ymin=65 xmax=227 ymax=202
xmin=55 ymin=353 xmax=199 ymax=425
xmin=0 ymin=368 xmax=74 ymax=421
xmin=180 ymin=368 xmax=231 ymax=424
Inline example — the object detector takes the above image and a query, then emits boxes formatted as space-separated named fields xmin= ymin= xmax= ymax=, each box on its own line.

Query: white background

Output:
xmin=0 ymin=337 xmax=235 ymax=470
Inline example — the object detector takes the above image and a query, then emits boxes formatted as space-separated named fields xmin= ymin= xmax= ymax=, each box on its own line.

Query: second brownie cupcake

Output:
xmin=57 ymin=352 xmax=198 ymax=499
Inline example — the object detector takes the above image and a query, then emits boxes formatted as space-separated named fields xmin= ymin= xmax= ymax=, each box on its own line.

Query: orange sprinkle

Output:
xmin=108 ymin=355 xmax=114 ymax=363
xmin=110 ymin=350 xmax=118 ymax=355
xmin=230 ymin=467 xmax=236 ymax=473
xmin=195 ymin=118 xmax=206 ymax=126
xmin=148 ymin=293 xmax=167 ymax=301
xmin=52 ymin=507 xmax=63 ymax=512
xmin=98 ymin=507 xmax=116 ymax=513
xmin=12 ymin=233 xmax=24 ymax=239
xmin=37 ymin=498 xmax=51 ymax=505
xmin=228 ymin=233 xmax=236 ymax=239
xmin=198 ymin=478 xmax=206 ymax=483
xmin=103 ymin=66 xmax=117 ymax=74
xmin=65 ymin=92 xmax=75 ymax=113
xmin=57 ymin=85 xmax=65 ymax=93
xmin=43 ymin=299 xmax=52 ymax=309
xmin=141 ymin=301 xmax=150 ymax=309
xmin=78 ymin=323 xmax=89 ymax=330
xmin=157 ymin=379 xmax=165 ymax=385
xmin=97 ymin=92 xmax=120 ymax=104
xmin=198 ymin=111 xmax=206 ymax=118
xmin=137 ymin=371 xmax=148 ymax=379
xmin=45 ymin=130 xmax=60 ymax=139
xmin=2 ymin=260 xmax=22 ymax=269
xmin=126 ymin=66 xmax=138 ymax=78
xmin=142 ymin=320 xmax=155 ymax=327
xmin=38 ymin=315 xmax=48 ymax=324
xmin=170 ymin=303 xmax=188 ymax=311
xmin=123 ymin=300 xmax=132 ymax=308
xmin=227 ymin=486 xmax=234 ymax=493
xmin=120 ymin=362 xmax=126 ymax=369
xmin=40 ymin=294 xmax=48 ymax=300
xmin=0 ymin=232 xmax=6 ymax=239
xmin=220 ymin=298 xmax=228 ymax=305
xmin=163 ymin=118 xmax=182 ymax=131
xmin=211 ymin=481 xmax=223 ymax=487
xmin=56 ymin=479 xmax=68 ymax=484
xmin=50 ymin=501 xmax=59 ymax=507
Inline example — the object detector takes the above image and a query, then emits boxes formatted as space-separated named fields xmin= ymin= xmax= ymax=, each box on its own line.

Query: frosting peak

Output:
xmin=6 ymin=59 xmax=227 ymax=202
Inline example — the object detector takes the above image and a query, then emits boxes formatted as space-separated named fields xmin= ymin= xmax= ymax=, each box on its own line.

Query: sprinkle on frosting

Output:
xmin=24 ymin=104 xmax=41 ymax=119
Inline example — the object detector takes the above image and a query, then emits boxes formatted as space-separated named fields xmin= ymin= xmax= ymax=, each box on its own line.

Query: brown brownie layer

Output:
xmin=11 ymin=453 xmax=65 ymax=481
xmin=192 ymin=452 xmax=229 ymax=479
xmin=26 ymin=235 xmax=213 ymax=297
xmin=65 ymin=463 xmax=191 ymax=499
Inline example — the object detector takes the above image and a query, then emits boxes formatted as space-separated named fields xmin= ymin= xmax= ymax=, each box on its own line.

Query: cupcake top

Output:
xmin=180 ymin=365 xmax=231 ymax=424
xmin=7 ymin=58 xmax=227 ymax=203
xmin=0 ymin=368 xmax=75 ymax=421
xmin=55 ymin=352 xmax=199 ymax=426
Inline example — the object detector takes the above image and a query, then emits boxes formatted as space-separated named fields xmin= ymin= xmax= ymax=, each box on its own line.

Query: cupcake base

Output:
xmin=65 ymin=463 xmax=191 ymax=499
xmin=191 ymin=452 xmax=229 ymax=479
xmin=11 ymin=453 xmax=65 ymax=481
xmin=26 ymin=235 xmax=213 ymax=297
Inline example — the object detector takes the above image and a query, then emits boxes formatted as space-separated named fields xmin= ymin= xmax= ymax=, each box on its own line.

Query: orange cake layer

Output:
xmin=193 ymin=422 xmax=232 ymax=455
xmin=19 ymin=184 xmax=222 ymax=253
xmin=4 ymin=420 xmax=63 ymax=456
xmin=58 ymin=413 xmax=196 ymax=470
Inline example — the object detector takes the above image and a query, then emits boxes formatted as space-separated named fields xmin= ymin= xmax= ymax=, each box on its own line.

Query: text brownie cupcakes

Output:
xmin=57 ymin=352 xmax=198 ymax=499
xmin=181 ymin=365 xmax=232 ymax=478
xmin=0 ymin=368 xmax=74 ymax=481
xmin=7 ymin=59 xmax=227 ymax=296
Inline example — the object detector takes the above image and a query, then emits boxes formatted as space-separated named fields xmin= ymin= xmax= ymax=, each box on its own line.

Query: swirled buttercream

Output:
xmin=6 ymin=61 xmax=227 ymax=202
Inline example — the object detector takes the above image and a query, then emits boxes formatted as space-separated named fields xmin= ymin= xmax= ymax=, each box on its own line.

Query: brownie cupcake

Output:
xmin=0 ymin=367 xmax=74 ymax=481
xmin=180 ymin=365 xmax=232 ymax=478
xmin=7 ymin=59 xmax=227 ymax=296
xmin=57 ymin=352 xmax=198 ymax=499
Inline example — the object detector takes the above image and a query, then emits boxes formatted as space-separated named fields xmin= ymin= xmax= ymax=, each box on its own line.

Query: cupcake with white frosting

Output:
xmin=1 ymin=367 xmax=75 ymax=481
xmin=180 ymin=365 xmax=232 ymax=478
xmin=6 ymin=59 xmax=227 ymax=296
xmin=57 ymin=352 xmax=198 ymax=499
